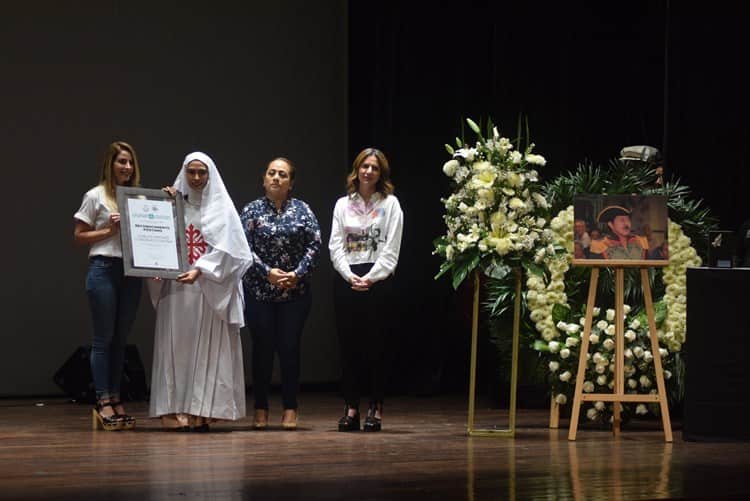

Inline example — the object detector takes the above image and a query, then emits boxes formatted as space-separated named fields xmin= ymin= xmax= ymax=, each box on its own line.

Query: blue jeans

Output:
xmin=85 ymin=256 xmax=142 ymax=401
xmin=245 ymin=292 xmax=312 ymax=410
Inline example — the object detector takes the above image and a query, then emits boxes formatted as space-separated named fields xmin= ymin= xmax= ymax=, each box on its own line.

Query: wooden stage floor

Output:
xmin=1 ymin=393 xmax=748 ymax=500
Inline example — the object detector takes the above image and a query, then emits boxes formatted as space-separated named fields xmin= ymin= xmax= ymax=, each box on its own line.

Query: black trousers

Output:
xmin=333 ymin=263 xmax=393 ymax=408
xmin=245 ymin=292 xmax=312 ymax=410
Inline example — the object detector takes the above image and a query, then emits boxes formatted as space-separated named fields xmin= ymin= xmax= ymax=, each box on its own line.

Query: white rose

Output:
xmin=596 ymin=320 xmax=608 ymax=330
xmin=659 ymin=348 xmax=668 ymax=358
xmin=639 ymin=375 xmax=652 ymax=388
xmin=559 ymin=348 xmax=571 ymax=359
xmin=589 ymin=334 xmax=600 ymax=344
xmin=566 ymin=324 xmax=580 ymax=335
xmin=595 ymin=364 xmax=607 ymax=374
xmin=664 ymin=370 xmax=672 ymax=380
xmin=548 ymin=341 xmax=560 ymax=353
xmin=603 ymin=339 xmax=615 ymax=351
xmin=582 ymin=381 xmax=595 ymax=393
xmin=606 ymin=309 xmax=615 ymax=321
xmin=605 ymin=325 xmax=616 ymax=336
xmin=592 ymin=352 xmax=604 ymax=364
xmin=594 ymin=401 xmax=605 ymax=411
xmin=624 ymin=348 xmax=633 ymax=359
xmin=531 ymin=192 xmax=549 ymax=209
xmin=623 ymin=304 xmax=631 ymax=315
xmin=586 ymin=408 xmax=599 ymax=420
xmin=509 ymin=197 xmax=526 ymax=210
xmin=525 ymin=153 xmax=547 ymax=166
xmin=593 ymin=307 xmax=601 ymax=316
xmin=556 ymin=321 xmax=568 ymax=331
xmin=555 ymin=393 xmax=567 ymax=405
xmin=625 ymin=330 xmax=637 ymax=342
xmin=627 ymin=378 xmax=638 ymax=389
xmin=643 ymin=351 xmax=654 ymax=363
xmin=635 ymin=404 xmax=648 ymax=415
xmin=559 ymin=371 xmax=572 ymax=382
xmin=442 ymin=159 xmax=459 ymax=177
xmin=565 ymin=337 xmax=579 ymax=348
xmin=549 ymin=361 xmax=560 ymax=373
xmin=633 ymin=346 xmax=644 ymax=359
xmin=596 ymin=375 xmax=608 ymax=385
xmin=629 ymin=319 xmax=641 ymax=330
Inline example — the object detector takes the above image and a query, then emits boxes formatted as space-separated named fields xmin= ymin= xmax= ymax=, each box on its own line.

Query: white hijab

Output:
xmin=173 ymin=152 xmax=253 ymax=266
xmin=173 ymin=152 xmax=252 ymax=326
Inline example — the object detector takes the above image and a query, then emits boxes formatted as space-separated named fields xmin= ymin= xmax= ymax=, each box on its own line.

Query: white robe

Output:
xmin=148 ymin=202 xmax=246 ymax=420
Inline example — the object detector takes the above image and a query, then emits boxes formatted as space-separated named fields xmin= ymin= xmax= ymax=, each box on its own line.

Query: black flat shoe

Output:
xmin=338 ymin=407 xmax=360 ymax=432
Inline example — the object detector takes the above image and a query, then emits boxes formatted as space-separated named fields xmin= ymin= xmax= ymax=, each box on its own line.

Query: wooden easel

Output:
xmin=567 ymin=264 xmax=672 ymax=442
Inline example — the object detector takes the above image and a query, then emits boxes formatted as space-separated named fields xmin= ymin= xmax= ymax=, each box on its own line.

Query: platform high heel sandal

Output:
xmin=363 ymin=402 xmax=382 ymax=432
xmin=338 ymin=406 xmax=360 ymax=432
xmin=92 ymin=402 xmax=122 ymax=431
xmin=110 ymin=399 xmax=136 ymax=430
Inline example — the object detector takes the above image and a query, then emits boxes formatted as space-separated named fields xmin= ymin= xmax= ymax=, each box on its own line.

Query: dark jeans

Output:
xmin=333 ymin=263 xmax=393 ymax=409
xmin=245 ymin=292 xmax=312 ymax=410
xmin=85 ymin=256 xmax=142 ymax=401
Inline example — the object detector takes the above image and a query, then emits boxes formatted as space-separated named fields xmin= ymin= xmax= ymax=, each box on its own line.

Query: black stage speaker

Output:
xmin=683 ymin=268 xmax=750 ymax=441
xmin=53 ymin=345 xmax=149 ymax=403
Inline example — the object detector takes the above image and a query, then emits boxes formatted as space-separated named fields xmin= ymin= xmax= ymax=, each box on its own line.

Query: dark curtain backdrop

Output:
xmin=2 ymin=1 xmax=747 ymax=399
xmin=348 ymin=1 xmax=749 ymax=399
xmin=1 ymin=1 xmax=348 ymax=396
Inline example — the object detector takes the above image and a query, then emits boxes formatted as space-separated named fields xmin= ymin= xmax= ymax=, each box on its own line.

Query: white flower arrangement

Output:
xmin=661 ymin=220 xmax=702 ymax=351
xmin=527 ymin=206 xmax=699 ymax=422
xmin=434 ymin=118 xmax=553 ymax=288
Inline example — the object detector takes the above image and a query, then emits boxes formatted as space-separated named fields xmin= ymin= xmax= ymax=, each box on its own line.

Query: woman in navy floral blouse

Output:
xmin=240 ymin=157 xmax=321 ymax=430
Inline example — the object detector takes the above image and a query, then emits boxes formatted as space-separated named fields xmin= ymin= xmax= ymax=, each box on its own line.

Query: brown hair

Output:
xmin=346 ymin=148 xmax=394 ymax=196
xmin=99 ymin=141 xmax=141 ymax=210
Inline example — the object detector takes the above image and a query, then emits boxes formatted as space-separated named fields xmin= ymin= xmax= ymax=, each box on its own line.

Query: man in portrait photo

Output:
xmin=589 ymin=205 xmax=649 ymax=260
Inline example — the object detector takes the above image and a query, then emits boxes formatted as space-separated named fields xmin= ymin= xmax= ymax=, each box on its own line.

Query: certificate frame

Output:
xmin=116 ymin=186 xmax=188 ymax=278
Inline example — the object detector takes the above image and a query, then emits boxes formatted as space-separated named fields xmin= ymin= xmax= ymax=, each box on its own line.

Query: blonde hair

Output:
xmin=98 ymin=141 xmax=141 ymax=210
xmin=346 ymin=148 xmax=394 ymax=196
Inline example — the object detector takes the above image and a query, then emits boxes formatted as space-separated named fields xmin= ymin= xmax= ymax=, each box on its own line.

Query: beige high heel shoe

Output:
xmin=254 ymin=409 xmax=269 ymax=430
xmin=281 ymin=409 xmax=298 ymax=430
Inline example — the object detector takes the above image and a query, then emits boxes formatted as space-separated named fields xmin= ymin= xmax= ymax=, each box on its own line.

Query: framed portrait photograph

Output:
xmin=116 ymin=186 xmax=189 ymax=278
xmin=572 ymin=194 xmax=669 ymax=267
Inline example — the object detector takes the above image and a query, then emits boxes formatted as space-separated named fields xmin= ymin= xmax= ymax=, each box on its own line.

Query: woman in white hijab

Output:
xmin=148 ymin=152 xmax=253 ymax=431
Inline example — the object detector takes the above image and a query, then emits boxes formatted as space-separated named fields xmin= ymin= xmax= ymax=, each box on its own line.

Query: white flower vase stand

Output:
xmin=565 ymin=264 xmax=673 ymax=442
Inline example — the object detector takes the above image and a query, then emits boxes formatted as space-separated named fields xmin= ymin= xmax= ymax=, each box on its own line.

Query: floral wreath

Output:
xmin=526 ymin=206 xmax=702 ymax=421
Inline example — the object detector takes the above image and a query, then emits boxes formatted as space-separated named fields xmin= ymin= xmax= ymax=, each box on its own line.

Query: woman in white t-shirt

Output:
xmin=329 ymin=148 xmax=403 ymax=432
xmin=73 ymin=141 xmax=143 ymax=431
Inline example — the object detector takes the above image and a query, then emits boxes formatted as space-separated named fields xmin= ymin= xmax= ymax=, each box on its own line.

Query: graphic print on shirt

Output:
xmin=345 ymin=207 xmax=385 ymax=253
xmin=186 ymin=223 xmax=207 ymax=265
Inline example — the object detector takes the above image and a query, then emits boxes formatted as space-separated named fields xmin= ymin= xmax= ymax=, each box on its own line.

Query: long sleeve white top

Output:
xmin=328 ymin=192 xmax=404 ymax=283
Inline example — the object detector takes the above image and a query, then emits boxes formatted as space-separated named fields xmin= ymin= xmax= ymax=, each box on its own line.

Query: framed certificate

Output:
xmin=116 ymin=186 xmax=189 ymax=278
